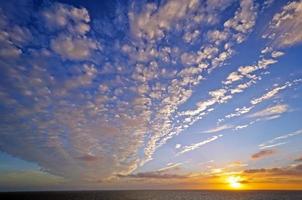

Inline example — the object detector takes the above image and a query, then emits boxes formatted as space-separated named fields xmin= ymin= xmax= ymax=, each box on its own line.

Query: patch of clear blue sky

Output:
xmin=0 ymin=152 xmax=40 ymax=171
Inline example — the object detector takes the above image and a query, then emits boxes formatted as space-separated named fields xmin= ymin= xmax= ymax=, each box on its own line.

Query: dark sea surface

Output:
xmin=1 ymin=190 xmax=302 ymax=200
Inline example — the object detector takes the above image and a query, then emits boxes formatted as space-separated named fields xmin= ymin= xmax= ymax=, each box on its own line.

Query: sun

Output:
xmin=227 ymin=176 xmax=242 ymax=189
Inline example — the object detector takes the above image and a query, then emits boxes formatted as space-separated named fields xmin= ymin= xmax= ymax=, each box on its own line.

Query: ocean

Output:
xmin=1 ymin=190 xmax=302 ymax=200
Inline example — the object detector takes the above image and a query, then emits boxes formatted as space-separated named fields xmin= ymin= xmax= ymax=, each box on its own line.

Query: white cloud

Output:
xmin=271 ymin=51 xmax=284 ymax=58
xmin=238 ymin=65 xmax=257 ymax=75
xmin=248 ymin=104 xmax=288 ymax=118
xmin=259 ymin=142 xmax=287 ymax=149
xmin=179 ymin=98 xmax=216 ymax=117
xmin=263 ymin=0 xmax=302 ymax=47
xmin=203 ymin=124 xmax=233 ymax=133
xmin=51 ymin=34 xmax=99 ymax=60
xmin=178 ymin=135 xmax=223 ymax=155
xmin=183 ymin=30 xmax=200 ymax=43
xmin=42 ymin=3 xmax=90 ymax=35
xmin=224 ymin=0 xmax=257 ymax=35
xmin=207 ymin=30 xmax=229 ymax=44
xmin=158 ymin=162 xmax=182 ymax=172
xmin=259 ymin=129 xmax=302 ymax=149
xmin=43 ymin=3 xmax=100 ymax=62
xmin=234 ymin=124 xmax=249 ymax=130
xmin=0 ymin=14 xmax=31 ymax=58
xmin=261 ymin=46 xmax=272 ymax=54
xmin=257 ymin=58 xmax=277 ymax=69
xmin=128 ymin=0 xmax=199 ymax=40
xmin=221 ymin=79 xmax=301 ymax=125
xmin=63 ymin=64 xmax=97 ymax=90
xmin=225 ymin=106 xmax=254 ymax=119
xmin=0 ymin=45 xmax=21 ymax=58
xmin=224 ymin=72 xmax=243 ymax=85
xmin=230 ymin=80 xmax=256 ymax=94
xmin=222 ymin=57 xmax=277 ymax=87
xmin=251 ymin=82 xmax=290 ymax=105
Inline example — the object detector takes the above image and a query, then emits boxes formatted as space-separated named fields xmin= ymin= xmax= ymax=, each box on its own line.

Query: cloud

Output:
xmin=0 ymin=13 xmax=31 ymax=59
xmin=251 ymin=82 xmax=291 ymax=105
xmin=158 ymin=162 xmax=183 ymax=172
xmin=76 ymin=154 xmax=98 ymax=162
xmin=259 ymin=129 xmax=302 ymax=149
xmin=180 ymin=88 xmax=231 ymax=117
xmin=248 ymin=104 xmax=288 ymax=118
xmin=178 ymin=135 xmax=223 ymax=155
xmin=51 ymin=34 xmax=99 ymax=60
xmin=251 ymin=149 xmax=276 ymax=160
xmin=128 ymin=0 xmax=200 ymax=40
xmin=183 ymin=30 xmax=200 ymax=43
xmin=234 ymin=124 xmax=249 ymax=130
xmin=140 ymin=0 xmax=258 ymax=165
xmin=207 ymin=29 xmax=229 ymax=44
xmin=42 ymin=2 xmax=100 ymax=61
xmin=118 ymin=171 xmax=188 ymax=179
xmin=295 ymin=156 xmax=302 ymax=162
xmin=223 ymin=57 xmax=278 ymax=86
xmin=258 ymin=142 xmax=287 ymax=149
xmin=0 ymin=2 xmax=149 ymax=182
xmin=257 ymin=58 xmax=277 ymax=69
xmin=224 ymin=0 xmax=257 ymax=42
xmin=225 ymin=106 xmax=254 ymax=119
xmin=3 ymin=0 xmax=301 ymax=188
xmin=42 ymin=2 xmax=90 ymax=35
xmin=261 ymin=46 xmax=272 ymax=54
xmin=244 ymin=164 xmax=302 ymax=177
xmin=230 ymin=80 xmax=255 ymax=94
xmin=238 ymin=164 xmax=302 ymax=188
xmin=203 ymin=124 xmax=233 ymax=133
xmin=222 ymin=79 xmax=302 ymax=122
xmin=271 ymin=51 xmax=284 ymax=58
xmin=224 ymin=72 xmax=243 ymax=85
xmin=141 ymin=0 xmax=260 ymax=164
xmin=0 ymin=45 xmax=21 ymax=58
xmin=263 ymin=0 xmax=302 ymax=47
xmin=227 ymin=161 xmax=248 ymax=168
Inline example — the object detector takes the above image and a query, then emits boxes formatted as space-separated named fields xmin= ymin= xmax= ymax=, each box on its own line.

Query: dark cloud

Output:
xmin=117 ymin=171 xmax=188 ymax=179
xmin=251 ymin=149 xmax=275 ymax=159
xmin=294 ymin=156 xmax=302 ymax=162
xmin=244 ymin=164 xmax=302 ymax=177
xmin=76 ymin=154 xmax=98 ymax=162
xmin=244 ymin=168 xmax=267 ymax=173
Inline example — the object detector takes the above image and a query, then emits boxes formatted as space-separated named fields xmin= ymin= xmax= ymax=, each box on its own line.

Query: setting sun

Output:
xmin=227 ymin=176 xmax=242 ymax=189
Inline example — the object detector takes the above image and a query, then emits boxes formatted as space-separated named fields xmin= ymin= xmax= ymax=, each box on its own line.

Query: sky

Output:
xmin=0 ymin=0 xmax=302 ymax=191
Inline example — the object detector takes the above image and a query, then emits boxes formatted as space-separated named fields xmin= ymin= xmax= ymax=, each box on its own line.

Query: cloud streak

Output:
xmin=259 ymin=129 xmax=302 ymax=149
xmin=178 ymin=135 xmax=223 ymax=155
xmin=248 ymin=104 xmax=289 ymax=119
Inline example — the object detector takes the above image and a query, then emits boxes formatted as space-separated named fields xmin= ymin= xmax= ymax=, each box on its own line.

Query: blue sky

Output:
xmin=0 ymin=0 xmax=302 ymax=191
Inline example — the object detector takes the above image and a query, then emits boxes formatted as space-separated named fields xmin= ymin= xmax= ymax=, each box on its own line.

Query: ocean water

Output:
xmin=1 ymin=190 xmax=302 ymax=200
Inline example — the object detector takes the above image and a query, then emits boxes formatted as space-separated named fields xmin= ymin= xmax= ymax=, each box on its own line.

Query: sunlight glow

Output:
xmin=227 ymin=176 xmax=242 ymax=189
